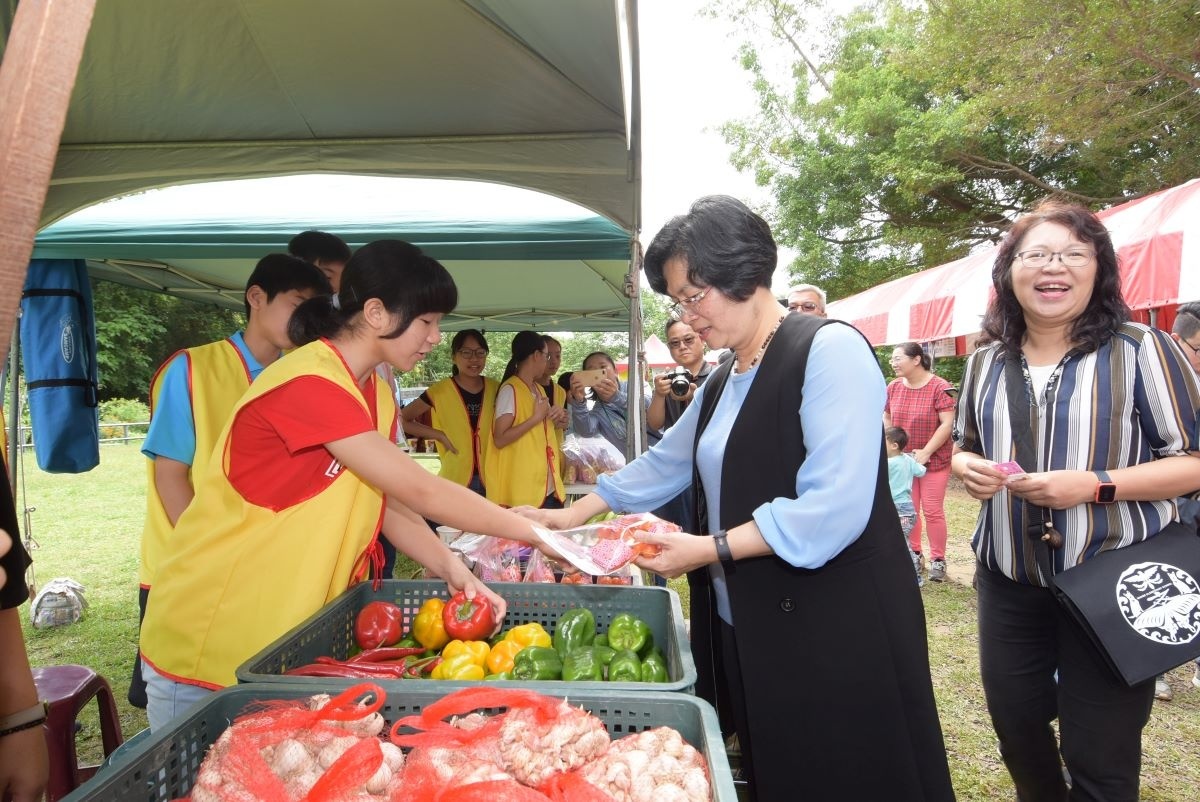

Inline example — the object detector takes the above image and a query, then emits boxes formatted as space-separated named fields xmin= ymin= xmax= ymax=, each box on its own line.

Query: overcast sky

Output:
xmin=637 ymin=0 xmax=796 ymax=292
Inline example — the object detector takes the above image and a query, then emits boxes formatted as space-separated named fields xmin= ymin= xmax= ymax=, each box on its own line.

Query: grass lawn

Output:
xmin=12 ymin=445 xmax=1200 ymax=798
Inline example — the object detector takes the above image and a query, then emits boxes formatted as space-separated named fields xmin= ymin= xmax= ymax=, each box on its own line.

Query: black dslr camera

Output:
xmin=665 ymin=366 xmax=694 ymax=397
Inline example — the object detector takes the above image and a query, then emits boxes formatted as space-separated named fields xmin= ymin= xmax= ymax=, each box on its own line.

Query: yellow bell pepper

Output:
xmin=431 ymin=652 xmax=486 ymax=681
xmin=443 ymin=639 xmax=491 ymax=668
xmin=413 ymin=598 xmax=449 ymax=651
xmin=504 ymin=622 xmax=552 ymax=650
xmin=486 ymin=638 xmax=523 ymax=675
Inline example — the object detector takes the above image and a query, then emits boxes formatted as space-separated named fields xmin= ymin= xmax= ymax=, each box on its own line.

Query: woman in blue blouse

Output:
xmin=953 ymin=200 xmax=1200 ymax=801
xmin=524 ymin=196 xmax=953 ymax=802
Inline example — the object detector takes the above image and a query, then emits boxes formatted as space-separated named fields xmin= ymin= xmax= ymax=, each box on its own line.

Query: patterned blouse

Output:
xmin=885 ymin=374 xmax=957 ymax=472
xmin=953 ymin=323 xmax=1200 ymax=586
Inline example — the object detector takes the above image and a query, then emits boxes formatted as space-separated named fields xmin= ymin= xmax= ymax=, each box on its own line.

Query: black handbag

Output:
xmin=1003 ymin=353 xmax=1200 ymax=687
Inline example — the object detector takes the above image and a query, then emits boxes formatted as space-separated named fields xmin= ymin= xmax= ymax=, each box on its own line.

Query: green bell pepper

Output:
xmin=641 ymin=647 xmax=669 ymax=683
xmin=607 ymin=649 xmax=642 ymax=683
xmin=483 ymin=672 xmax=511 ymax=681
xmin=562 ymin=647 xmax=605 ymax=682
xmin=593 ymin=633 xmax=609 ymax=648
xmin=591 ymin=645 xmax=616 ymax=667
xmin=511 ymin=645 xmax=563 ymax=680
xmin=552 ymin=608 xmax=596 ymax=657
xmin=607 ymin=612 xmax=651 ymax=654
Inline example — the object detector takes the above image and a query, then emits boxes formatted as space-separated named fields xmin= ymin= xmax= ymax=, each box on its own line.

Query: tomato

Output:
xmin=441 ymin=591 xmax=495 ymax=641
xmin=354 ymin=601 xmax=405 ymax=650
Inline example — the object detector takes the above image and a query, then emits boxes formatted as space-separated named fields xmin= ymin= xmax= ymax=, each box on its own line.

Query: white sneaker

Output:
xmin=1155 ymin=676 xmax=1173 ymax=701
xmin=1193 ymin=665 xmax=1200 ymax=690
xmin=929 ymin=559 xmax=947 ymax=583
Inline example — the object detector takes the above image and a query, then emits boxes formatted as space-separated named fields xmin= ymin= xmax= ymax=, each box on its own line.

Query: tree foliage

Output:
xmin=92 ymin=281 xmax=244 ymax=401
xmin=713 ymin=0 xmax=1200 ymax=301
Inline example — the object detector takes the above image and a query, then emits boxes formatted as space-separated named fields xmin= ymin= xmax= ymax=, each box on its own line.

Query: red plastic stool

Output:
xmin=31 ymin=665 xmax=124 ymax=801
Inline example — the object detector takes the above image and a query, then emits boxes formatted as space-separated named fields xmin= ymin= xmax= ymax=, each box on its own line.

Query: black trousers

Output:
xmin=975 ymin=562 xmax=1155 ymax=802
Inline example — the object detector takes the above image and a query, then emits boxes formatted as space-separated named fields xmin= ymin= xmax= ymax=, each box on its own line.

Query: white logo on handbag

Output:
xmin=1115 ymin=562 xmax=1200 ymax=644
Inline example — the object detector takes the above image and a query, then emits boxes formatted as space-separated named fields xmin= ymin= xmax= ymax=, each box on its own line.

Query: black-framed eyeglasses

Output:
xmin=667 ymin=334 xmax=698 ymax=349
xmin=456 ymin=348 xmax=488 ymax=359
xmin=1013 ymin=248 xmax=1095 ymax=268
xmin=789 ymin=301 xmax=820 ymax=312
xmin=1179 ymin=338 xmax=1200 ymax=357
xmin=669 ymin=287 xmax=711 ymax=320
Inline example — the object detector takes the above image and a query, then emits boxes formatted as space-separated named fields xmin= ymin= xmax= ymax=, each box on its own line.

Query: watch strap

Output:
xmin=712 ymin=530 xmax=735 ymax=571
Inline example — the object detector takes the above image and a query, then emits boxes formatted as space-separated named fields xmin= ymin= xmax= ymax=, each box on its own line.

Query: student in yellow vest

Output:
xmin=130 ymin=254 xmax=330 ymax=708
xmin=400 ymin=329 xmax=498 ymax=494
xmin=139 ymin=240 xmax=548 ymax=731
xmin=483 ymin=331 xmax=565 ymax=509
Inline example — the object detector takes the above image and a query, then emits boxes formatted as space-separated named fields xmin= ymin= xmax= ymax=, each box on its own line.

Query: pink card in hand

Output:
xmin=994 ymin=461 xmax=1025 ymax=477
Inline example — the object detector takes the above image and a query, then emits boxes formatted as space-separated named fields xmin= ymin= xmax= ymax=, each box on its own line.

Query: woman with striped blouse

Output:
xmin=952 ymin=200 xmax=1200 ymax=802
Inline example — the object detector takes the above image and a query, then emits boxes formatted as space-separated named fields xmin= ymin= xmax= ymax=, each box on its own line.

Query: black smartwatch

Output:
xmin=1094 ymin=470 xmax=1117 ymax=504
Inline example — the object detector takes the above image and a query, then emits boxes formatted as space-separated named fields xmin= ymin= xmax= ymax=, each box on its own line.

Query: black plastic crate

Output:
xmin=236 ymin=579 xmax=696 ymax=692
xmin=67 ymin=683 xmax=736 ymax=801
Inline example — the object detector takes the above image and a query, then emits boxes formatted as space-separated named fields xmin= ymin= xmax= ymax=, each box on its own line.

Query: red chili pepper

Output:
xmin=349 ymin=646 xmax=427 ymax=664
xmin=404 ymin=655 xmax=440 ymax=678
xmin=441 ymin=591 xmax=494 ymax=642
xmin=285 ymin=664 xmax=378 ymax=678
xmin=354 ymin=601 xmax=406 ymax=650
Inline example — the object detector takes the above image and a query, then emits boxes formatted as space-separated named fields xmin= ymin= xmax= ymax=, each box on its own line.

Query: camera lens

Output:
xmin=669 ymin=368 xmax=692 ymax=397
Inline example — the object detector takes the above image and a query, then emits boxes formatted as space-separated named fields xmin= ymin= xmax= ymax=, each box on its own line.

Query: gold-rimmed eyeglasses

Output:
xmin=1013 ymin=248 xmax=1095 ymax=269
xmin=669 ymin=287 xmax=711 ymax=320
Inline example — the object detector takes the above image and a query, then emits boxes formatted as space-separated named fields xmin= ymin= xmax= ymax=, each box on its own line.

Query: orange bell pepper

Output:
xmin=413 ymin=598 xmax=449 ymax=651
xmin=486 ymin=639 xmax=523 ymax=675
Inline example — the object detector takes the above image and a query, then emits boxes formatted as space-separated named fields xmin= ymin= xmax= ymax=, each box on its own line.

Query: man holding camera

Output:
xmin=647 ymin=321 xmax=712 ymax=531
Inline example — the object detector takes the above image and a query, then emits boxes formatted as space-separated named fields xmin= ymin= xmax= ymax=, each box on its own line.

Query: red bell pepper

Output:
xmin=442 ymin=591 xmax=494 ymax=642
xmin=354 ymin=601 xmax=405 ymax=650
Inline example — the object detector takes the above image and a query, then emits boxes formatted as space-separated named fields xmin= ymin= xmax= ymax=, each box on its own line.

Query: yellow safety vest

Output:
xmin=139 ymin=340 xmax=252 ymax=588
xmin=140 ymin=339 xmax=393 ymax=688
xmin=482 ymin=377 xmax=563 ymax=508
xmin=426 ymin=376 xmax=498 ymax=486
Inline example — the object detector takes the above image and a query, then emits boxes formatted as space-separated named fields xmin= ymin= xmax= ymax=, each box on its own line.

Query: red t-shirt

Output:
xmin=226 ymin=376 xmax=393 ymax=511
xmin=885 ymin=375 xmax=956 ymax=471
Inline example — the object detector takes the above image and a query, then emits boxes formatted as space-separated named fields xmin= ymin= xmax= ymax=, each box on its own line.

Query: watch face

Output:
xmin=1097 ymin=483 xmax=1117 ymax=504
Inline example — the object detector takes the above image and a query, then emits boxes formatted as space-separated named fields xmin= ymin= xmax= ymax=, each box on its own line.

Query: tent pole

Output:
xmin=5 ymin=325 xmax=18 ymax=496
xmin=625 ymin=238 xmax=645 ymax=460
xmin=0 ymin=0 xmax=98 ymax=364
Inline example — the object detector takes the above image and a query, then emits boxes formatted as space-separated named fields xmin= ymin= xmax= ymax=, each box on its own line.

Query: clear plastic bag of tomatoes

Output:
xmin=531 ymin=513 xmax=677 ymax=576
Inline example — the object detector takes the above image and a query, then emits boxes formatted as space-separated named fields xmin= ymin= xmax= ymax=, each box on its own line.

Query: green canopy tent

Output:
xmin=32 ymin=175 xmax=637 ymax=332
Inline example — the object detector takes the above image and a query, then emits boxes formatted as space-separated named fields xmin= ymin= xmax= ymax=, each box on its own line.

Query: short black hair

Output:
xmin=1172 ymin=302 xmax=1200 ymax=340
xmin=644 ymin=195 xmax=776 ymax=301
xmin=244 ymin=253 xmax=332 ymax=317
xmin=288 ymin=230 xmax=351 ymax=264
xmin=885 ymin=426 xmax=909 ymax=450
xmin=288 ymin=240 xmax=456 ymax=346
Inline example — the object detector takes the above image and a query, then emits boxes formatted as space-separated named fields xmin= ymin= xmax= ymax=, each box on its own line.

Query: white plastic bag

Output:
xmin=30 ymin=577 xmax=87 ymax=628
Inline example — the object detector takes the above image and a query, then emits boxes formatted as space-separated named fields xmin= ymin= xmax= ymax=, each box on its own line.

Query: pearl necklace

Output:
xmin=736 ymin=314 xmax=787 ymax=373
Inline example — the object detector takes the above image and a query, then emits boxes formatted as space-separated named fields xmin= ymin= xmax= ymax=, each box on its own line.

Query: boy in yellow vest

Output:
xmin=129 ymin=254 xmax=330 ymax=707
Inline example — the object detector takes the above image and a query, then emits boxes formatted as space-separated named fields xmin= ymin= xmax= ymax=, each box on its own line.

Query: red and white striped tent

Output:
xmin=826 ymin=178 xmax=1200 ymax=352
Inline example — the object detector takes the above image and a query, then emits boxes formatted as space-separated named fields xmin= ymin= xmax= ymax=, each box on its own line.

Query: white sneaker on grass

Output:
xmin=1155 ymin=676 xmax=1173 ymax=701
xmin=929 ymin=559 xmax=947 ymax=583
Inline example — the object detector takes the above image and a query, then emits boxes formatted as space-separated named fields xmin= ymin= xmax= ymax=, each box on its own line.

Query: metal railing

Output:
xmin=12 ymin=421 xmax=149 ymax=449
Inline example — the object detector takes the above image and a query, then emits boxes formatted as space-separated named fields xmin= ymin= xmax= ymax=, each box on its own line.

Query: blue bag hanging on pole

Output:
xmin=19 ymin=259 xmax=100 ymax=473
